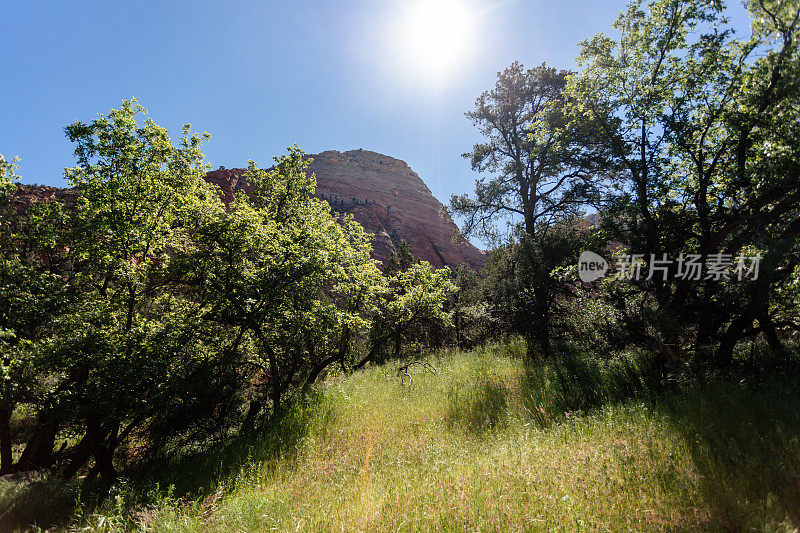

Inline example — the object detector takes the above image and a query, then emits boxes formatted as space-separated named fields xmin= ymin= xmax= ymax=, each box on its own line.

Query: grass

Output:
xmin=2 ymin=340 xmax=800 ymax=531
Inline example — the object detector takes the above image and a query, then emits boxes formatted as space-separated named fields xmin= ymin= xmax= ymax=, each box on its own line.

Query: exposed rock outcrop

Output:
xmin=10 ymin=150 xmax=485 ymax=271
xmin=205 ymin=149 xmax=485 ymax=271
xmin=8 ymin=184 xmax=80 ymax=213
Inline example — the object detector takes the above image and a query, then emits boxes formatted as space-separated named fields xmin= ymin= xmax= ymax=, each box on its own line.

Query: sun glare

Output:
xmin=394 ymin=0 xmax=479 ymax=87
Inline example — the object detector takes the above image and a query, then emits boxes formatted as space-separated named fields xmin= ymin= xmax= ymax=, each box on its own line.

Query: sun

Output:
xmin=393 ymin=0 xmax=479 ymax=86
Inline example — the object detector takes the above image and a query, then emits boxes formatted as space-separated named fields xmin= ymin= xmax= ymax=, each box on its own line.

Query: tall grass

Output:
xmin=2 ymin=340 xmax=799 ymax=531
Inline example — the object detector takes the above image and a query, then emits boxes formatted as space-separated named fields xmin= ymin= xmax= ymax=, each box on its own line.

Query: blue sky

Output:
xmin=1 ymin=0 xmax=751 ymax=208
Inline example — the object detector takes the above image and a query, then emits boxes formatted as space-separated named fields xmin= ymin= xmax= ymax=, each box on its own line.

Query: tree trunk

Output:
xmin=305 ymin=326 xmax=350 ymax=388
xmin=61 ymin=434 xmax=93 ymax=480
xmin=716 ymin=314 xmax=751 ymax=368
xmin=0 ymin=403 xmax=12 ymax=475
xmin=694 ymin=295 xmax=716 ymax=361
xmin=455 ymin=311 xmax=463 ymax=349
xmin=393 ymin=328 xmax=402 ymax=359
xmin=270 ymin=386 xmax=282 ymax=416
xmin=16 ymin=418 xmax=57 ymax=471
xmin=353 ymin=337 xmax=387 ymax=371
xmin=536 ymin=299 xmax=551 ymax=359
xmin=86 ymin=417 xmax=117 ymax=483
xmin=241 ymin=399 xmax=263 ymax=434
xmin=262 ymin=342 xmax=283 ymax=416
xmin=760 ymin=315 xmax=787 ymax=359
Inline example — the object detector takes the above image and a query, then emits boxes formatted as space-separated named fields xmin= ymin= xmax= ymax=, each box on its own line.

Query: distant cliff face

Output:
xmin=8 ymin=184 xmax=80 ymax=213
xmin=11 ymin=150 xmax=485 ymax=271
xmin=206 ymin=150 xmax=485 ymax=271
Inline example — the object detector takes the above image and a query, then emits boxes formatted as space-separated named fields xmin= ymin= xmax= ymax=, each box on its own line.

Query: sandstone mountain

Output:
xmin=11 ymin=150 xmax=485 ymax=271
xmin=9 ymin=184 xmax=80 ymax=213
xmin=206 ymin=150 xmax=485 ymax=271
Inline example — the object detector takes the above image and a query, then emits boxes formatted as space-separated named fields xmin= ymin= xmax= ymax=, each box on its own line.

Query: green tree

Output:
xmin=385 ymin=241 xmax=417 ymax=275
xmin=8 ymin=100 xmax=232 ymax=480
xmin=0 ymin=154 xmax=22 ymax=474
xmin=479 ymin=218 xmax=587 ymax=355
xmin=356 ymin=261 xmax=455 ymax=368
xmin=451 ymin=63 xmax=609 ymax=356
xmin=0 ymin=102 xmax=458 ymax=482
xmin=0 ymin=155 xmax=18 ymax=193
xmin=450 ymin=62 xmax=608 ymax=243
xmin=567 ymin=0 xmax=800 ymax=363
xmin=451 ymin=263 xmax=484 ymax=349
xmin=182 ymin=148 xmax=383 ymax=428
xmin=0 ymin=156 xmax=80 ymax=475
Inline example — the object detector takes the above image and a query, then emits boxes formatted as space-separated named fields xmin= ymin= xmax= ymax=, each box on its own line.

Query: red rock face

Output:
xmin=10 ymin=150 xmax=486 ymax=272
xmin=205 ymin=150 xmax=485 ymax=271
xmin=8 ymin=184 xmax=80 ymax=214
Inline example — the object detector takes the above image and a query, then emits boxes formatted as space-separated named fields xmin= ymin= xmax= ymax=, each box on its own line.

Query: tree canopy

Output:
xmin=0 ymin=101 xmax=455 ymax=479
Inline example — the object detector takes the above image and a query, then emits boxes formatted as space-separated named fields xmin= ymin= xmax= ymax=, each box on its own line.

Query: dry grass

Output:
xmin=3 ymin=342 xmax=800 ymax=531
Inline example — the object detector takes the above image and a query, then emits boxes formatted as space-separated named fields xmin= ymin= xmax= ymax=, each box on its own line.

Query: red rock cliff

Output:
xmin=11 ymin=150 xmax=485 ymax=271
xmin=205 ymin=149 xmax=485 ymax=271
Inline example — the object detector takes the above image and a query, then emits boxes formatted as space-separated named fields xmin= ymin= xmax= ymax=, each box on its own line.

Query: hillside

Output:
xmin=13 ymin=150 xmax=485 ymax=272
xmin=206 ymin=149 xmax=486 ymax=271
xmin=5 ymin=343 xmax=798 ymax=530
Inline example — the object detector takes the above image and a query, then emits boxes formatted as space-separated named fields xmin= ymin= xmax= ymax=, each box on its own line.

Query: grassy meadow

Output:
xmin=2 ymin=341 xmax=800 ymax=531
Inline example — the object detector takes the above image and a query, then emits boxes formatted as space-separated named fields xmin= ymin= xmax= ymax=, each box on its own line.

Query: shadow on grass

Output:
xmin=445 ymin=343 xmax=664 ymax=435
xmin=445 ymin=377 xmax=509 ymax=435
xmin=127 ymin=392 xmax=322 ymax=497
xmin=519 ymin=344 xmax=666 ymax=427
xmin=0 ymin=475 xmax=80 ymax=531
xmin=662 ymin=378 xmax=800 ymax=529
xmin=0 ymin=392 xmax=322 ymax=531
xmin=518 ymin=341 xmax=800 ymax=529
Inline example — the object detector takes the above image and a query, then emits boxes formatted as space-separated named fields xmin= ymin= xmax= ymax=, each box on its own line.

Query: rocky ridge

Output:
xmin=207 ymin=150 xmax=485 ymax=271
xmin=11 ymin=150 xmax=486 ymax=271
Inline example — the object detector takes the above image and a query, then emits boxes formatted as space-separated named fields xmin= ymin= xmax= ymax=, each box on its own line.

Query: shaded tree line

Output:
xmin=450 ymin=0 xmax=800 ymax=365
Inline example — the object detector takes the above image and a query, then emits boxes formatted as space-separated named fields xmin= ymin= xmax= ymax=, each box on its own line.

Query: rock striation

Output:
xmin=205 ymin=150 xmax=485 ymax=271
